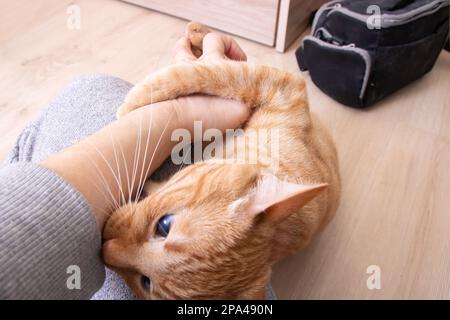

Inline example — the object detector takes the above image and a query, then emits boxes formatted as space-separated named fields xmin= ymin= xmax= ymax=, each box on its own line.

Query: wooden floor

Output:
xmin=1 ymin=0 xmax=449 ymax=299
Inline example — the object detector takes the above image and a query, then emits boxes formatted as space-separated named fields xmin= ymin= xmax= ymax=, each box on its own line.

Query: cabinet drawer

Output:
xmin=122 ymin=0 xmax=280 ymax=46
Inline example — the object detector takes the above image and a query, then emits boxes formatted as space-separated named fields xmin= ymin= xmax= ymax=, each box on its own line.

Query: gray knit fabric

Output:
xmin=0 ymin=163 xmax=104 ymax=299
xmin=1 ymin=74 xmax=277 ymax=300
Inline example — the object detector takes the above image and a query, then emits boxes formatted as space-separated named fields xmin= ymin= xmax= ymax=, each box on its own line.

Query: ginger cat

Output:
xmin=102 ymin=23 xmax=340 ymax=299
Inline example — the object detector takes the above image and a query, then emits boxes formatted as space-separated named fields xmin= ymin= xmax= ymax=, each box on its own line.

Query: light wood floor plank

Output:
xmin=1 ymin=0 xmax=449 ymax=299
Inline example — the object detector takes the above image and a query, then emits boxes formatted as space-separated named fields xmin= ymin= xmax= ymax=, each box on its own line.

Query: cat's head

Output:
xmin=102 ymin=163 xmax=326 ymax=299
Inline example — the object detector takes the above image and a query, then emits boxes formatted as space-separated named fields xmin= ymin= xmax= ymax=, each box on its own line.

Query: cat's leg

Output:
xmin=116 ymin=29 xmax=304 ymax=120
xmin=116 ymin=61 xmax=299 ymax=118
xmin=116 ymin=64 xmax=202 ymax=118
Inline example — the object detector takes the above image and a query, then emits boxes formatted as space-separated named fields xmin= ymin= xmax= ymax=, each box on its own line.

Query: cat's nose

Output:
xmin=102 ymin=239 xmax=132 ymax=269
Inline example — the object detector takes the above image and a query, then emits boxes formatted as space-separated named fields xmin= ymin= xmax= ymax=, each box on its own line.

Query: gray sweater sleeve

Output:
xmin=0 ymin=162 xmax=105 ymax=299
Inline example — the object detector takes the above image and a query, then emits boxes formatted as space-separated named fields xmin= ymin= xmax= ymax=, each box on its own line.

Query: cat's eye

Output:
xmin=156 ymin=214 xmax=174 ymax=238
xmin=141 ymin=275 xmax=151 ymax=291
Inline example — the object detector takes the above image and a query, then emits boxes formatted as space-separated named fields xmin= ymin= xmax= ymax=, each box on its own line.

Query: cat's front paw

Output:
xmin=186 ymin=21 xmax=210 ymax=58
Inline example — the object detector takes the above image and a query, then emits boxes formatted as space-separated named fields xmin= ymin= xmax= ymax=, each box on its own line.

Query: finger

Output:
xmin=172 ymin=37 xmax=196 ymax=63
xmin=202 ymin=33 xmax=247 ymax=61
xmin=201 ymin=33 xmax=226 ymax=60
xmin=223 ymin=36 xmax=247 ymax=61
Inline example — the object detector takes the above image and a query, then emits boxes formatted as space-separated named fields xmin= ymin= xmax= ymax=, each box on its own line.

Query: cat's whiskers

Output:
xmin=66 ymin=167 xmax=117 ymax=218
xmin=127 ymin=116 xmax=140 ymax=204
xmin=84 ymin=177 xmax=116 ymax=218
xmin=134 ymin=82 xmax=174 ymax=203
xmin=82 ymin=147 xmax=121 ymax=211
xmin=117 ymin=132 xmax=132 ymax=208
xmin=135 ymin=85 xmax=154 ymax=203
xmin=85 ymin=139 xmax=125 ymax=210
xmin=137 ymin=105 xmax=174 ymax=206
xmin=129 ymin=114 xmax=143 ymax=205
xmin=108 ymin=127 xmax=127 ymax=207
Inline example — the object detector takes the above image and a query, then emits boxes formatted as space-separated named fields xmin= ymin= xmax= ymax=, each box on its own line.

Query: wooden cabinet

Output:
xmin=121 ymin=0 xmax=327 ymax=52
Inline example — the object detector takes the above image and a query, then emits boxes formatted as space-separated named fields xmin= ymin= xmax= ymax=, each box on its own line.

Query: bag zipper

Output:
xmin=325 ymin=0 xmax=448 ymax=28
xmin=311 ymin=0 xmax=342 ymax=34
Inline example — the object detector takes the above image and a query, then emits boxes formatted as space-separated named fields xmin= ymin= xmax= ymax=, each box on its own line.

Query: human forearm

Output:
xmin=41 ymin=96 xmax=248 ymax=230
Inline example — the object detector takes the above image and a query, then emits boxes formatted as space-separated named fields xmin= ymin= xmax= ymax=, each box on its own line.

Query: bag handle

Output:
xmin=388 ymin=0 xmax=415 ymax=11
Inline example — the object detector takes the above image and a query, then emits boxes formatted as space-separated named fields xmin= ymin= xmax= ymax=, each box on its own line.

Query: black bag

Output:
xmin=296 ymin=0 xmax=450 ymax=108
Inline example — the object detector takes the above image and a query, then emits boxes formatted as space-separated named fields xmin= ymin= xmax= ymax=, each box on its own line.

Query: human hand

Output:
xmin=167 ymin=26 xmax=249 ymax=130
xmin=173 ymin=22 xmax=247 ymax=62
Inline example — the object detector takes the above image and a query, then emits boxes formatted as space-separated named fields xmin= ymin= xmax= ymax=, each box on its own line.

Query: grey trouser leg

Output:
xmin=6 ymin=74 xmax=135 ymax=299
xmin=6 ymin=74 xmax=131 ymax=164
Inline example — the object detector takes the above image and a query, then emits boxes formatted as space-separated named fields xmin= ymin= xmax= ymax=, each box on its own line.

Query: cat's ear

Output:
xmin=246 ymin=175 xmax=328 ymax=224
